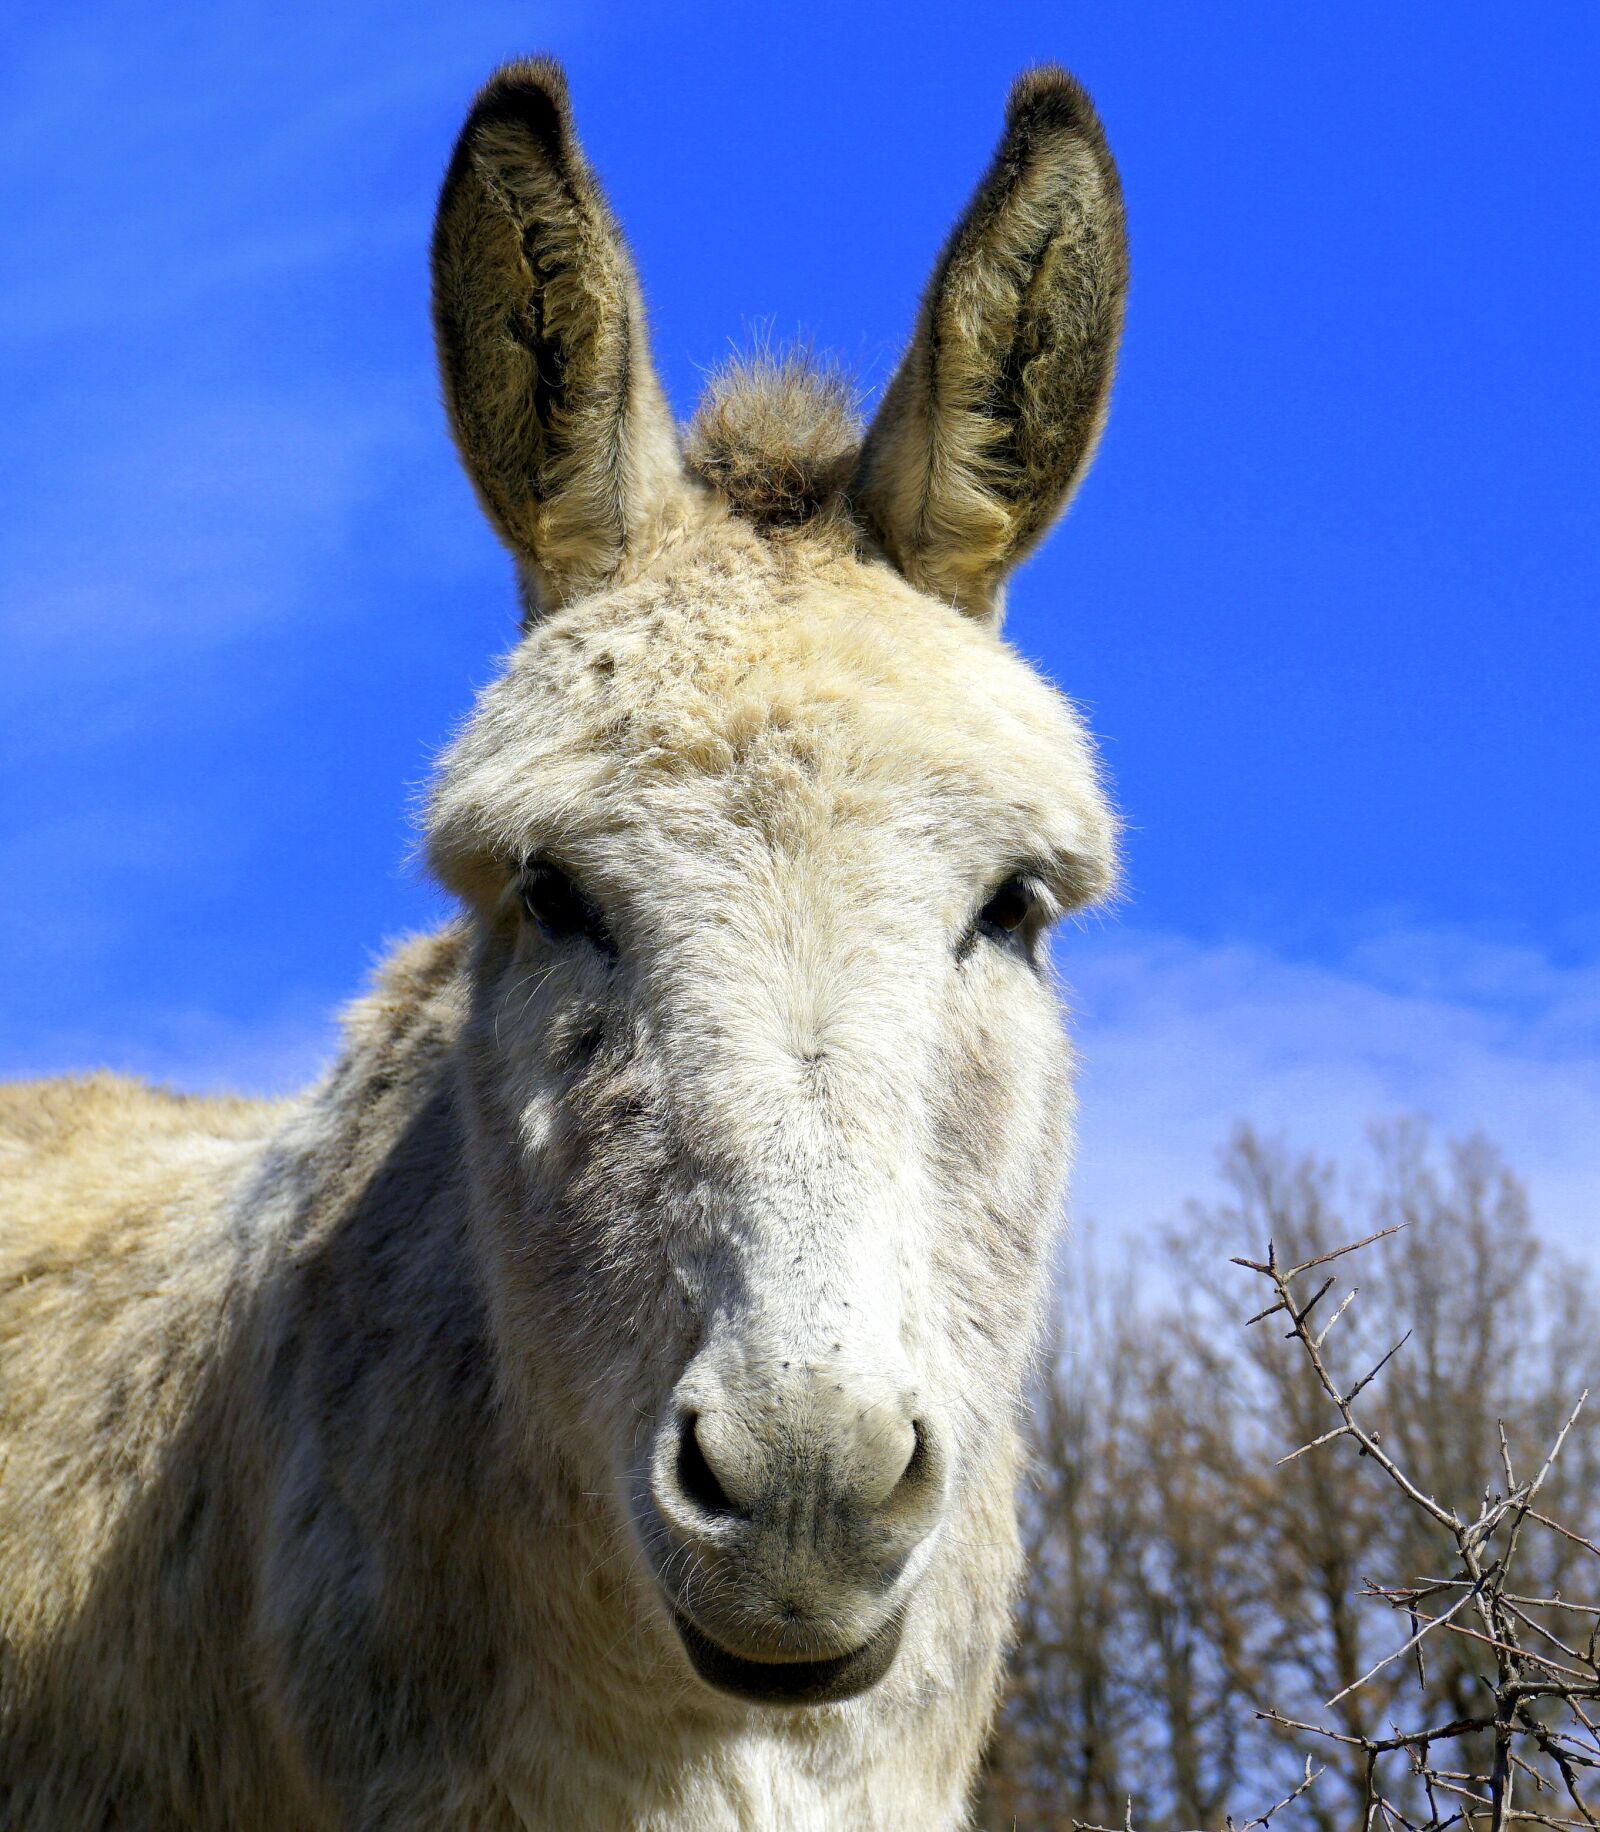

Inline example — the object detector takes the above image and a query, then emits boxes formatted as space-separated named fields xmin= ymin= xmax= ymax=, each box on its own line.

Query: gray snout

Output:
xmin=644 ymin=1359 xmax=947 ymax=1704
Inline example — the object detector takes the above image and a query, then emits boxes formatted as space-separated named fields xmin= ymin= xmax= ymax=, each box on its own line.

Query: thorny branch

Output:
xmin=1069 ymin=1757 xmax=1324 ymax=1832
xmin=1073 ymin=1223 xmax=1598 ymax=1831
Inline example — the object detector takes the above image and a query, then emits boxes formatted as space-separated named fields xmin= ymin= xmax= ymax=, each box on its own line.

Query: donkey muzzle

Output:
xmin=638 ymin=1354 xmax=947 ymax=1705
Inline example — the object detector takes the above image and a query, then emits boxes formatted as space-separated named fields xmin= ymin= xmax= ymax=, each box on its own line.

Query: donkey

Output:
xmin=0 ymin=57 xmax=1126 ymax=1831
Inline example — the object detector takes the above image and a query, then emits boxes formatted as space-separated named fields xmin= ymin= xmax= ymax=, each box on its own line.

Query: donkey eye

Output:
xmin=520 ymin=860 xmax=616 ymax=959
xmin=977 ymin=874 xmax=1037 ymax=941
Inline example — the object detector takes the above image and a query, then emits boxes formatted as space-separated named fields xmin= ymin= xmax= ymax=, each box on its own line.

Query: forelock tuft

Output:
xmin=685 ymin=353 xmax=863 ymax=529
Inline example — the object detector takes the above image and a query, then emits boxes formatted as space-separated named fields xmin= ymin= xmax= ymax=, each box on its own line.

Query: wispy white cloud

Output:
xmin=1 ymin=384 xmax=423 ymax=659
xmin=0 ymin=1001 xmax=338 ymax=1102
xmin=0 ymin=3 xmax=574 ymax=342
xmin=1061 ymin=927 xmax=1600 ymax=1260
xmin=0 ymin=0 xmax=584 ymax=708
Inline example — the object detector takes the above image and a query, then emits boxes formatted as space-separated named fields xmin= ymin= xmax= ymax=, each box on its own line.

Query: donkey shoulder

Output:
xmin=0 ymin=1073 xmax=279 ymax=1261
xmin=0 ymin=1070 xmax=274 ymax=1156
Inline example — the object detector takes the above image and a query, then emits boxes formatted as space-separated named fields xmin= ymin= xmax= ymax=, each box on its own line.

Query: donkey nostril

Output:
xmin=891 ymin=1419 xmax=936 ymax=1504
xmin=677 ymin=1414 xmax=738 ymax=1519
xmin=904 ymin=1419 xmax=927 ymax=1483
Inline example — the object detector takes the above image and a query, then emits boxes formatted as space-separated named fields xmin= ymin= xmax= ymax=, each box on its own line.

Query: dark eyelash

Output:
xmin=978 ymin=874 xmax=1036 ymax=938
xmin=958 ymin=871 xmax=1043 ymax=964
xmin=519 ymin=858 xmax=617 ymax=960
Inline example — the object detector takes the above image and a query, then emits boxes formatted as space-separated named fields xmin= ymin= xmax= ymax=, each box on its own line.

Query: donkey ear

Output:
xmin=851 ymin=67 xmax=1128 ymax=623
xmin=431 ymin=60 xmax=688 ymax=616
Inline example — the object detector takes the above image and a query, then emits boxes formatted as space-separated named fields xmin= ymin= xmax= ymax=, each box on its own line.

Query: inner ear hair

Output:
xmin=431 ymin=59 xmax=687 ymax=616
xmin=851 ymin=67 xmax=1129 ymax=623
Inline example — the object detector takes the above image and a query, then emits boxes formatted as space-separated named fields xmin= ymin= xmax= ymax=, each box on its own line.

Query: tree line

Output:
xmin=978 ymin=1123 xmax=1600 ymax=1829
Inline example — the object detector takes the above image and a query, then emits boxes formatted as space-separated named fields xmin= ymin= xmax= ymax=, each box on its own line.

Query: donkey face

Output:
xmin=426 ymin=60 xmax=1126 ymax=1709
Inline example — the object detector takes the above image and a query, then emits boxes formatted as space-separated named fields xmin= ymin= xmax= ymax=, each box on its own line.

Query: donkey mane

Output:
xmin=684 ymin=353 xmax=864 ymax=530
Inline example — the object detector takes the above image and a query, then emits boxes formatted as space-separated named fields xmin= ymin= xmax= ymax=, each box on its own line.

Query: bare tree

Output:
xmin=977 ymin=1124 xmax=1600 ymax=1830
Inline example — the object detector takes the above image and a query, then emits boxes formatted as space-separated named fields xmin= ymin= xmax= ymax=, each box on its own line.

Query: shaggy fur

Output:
xmin=431 ymin=58 xmax=691 ymax=617
xmin=0 ymin=57 xmax=1128 ymax=1832
xmin=685 ymin=353 xmax=862 ymax=528
xmin=853 ymin=65 xmax=1128 ymax=620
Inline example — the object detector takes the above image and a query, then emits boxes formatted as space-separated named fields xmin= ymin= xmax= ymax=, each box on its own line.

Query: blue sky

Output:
xmin=3 ymin=2 xmax=1597 ymax=1248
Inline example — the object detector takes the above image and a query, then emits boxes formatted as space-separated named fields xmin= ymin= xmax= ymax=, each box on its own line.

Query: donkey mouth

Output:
xmin=672 ymin=1606 xmax=906 ymax=1707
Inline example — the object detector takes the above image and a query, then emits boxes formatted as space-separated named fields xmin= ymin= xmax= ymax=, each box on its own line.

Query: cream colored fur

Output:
xmin=0 ymin=57 xmax=1127 ymax=1831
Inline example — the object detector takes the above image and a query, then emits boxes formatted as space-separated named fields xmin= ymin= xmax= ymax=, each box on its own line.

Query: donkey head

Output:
xmin=426 ymin=60 xmax=1126 ymax=1709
